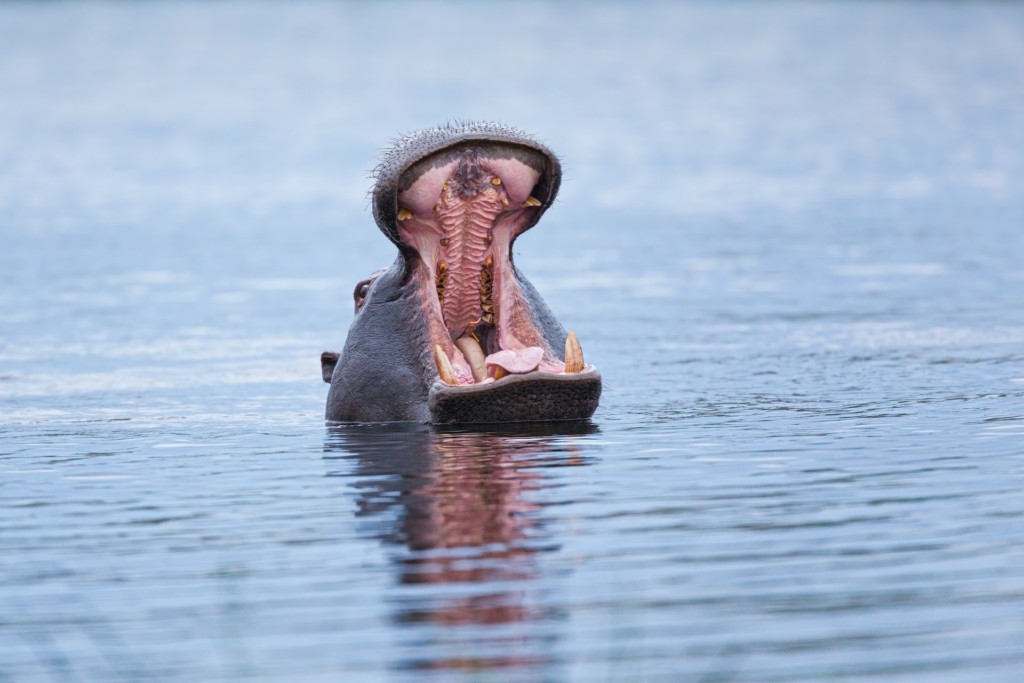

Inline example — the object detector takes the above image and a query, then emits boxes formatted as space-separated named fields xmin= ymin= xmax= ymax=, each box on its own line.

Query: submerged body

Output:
xmin=323 ymin=122 xmax=600 ymax=423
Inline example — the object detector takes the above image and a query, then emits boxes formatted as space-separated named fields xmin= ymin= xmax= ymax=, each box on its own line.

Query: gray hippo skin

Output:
xmin=322 ymin=122 xmax=601 ymax=424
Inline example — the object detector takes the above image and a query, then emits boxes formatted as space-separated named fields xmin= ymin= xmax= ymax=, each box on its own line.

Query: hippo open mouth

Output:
xmin=323 ymin=122 xmax=600 ymax=424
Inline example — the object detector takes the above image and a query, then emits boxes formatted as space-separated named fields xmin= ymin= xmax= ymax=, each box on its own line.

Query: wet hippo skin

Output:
xmin=322 ymin=122 xmax=601 ymax=424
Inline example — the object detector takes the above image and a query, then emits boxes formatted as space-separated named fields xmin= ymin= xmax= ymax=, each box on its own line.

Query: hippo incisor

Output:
xmin=322 ymin=122 xmax=601 ymax=423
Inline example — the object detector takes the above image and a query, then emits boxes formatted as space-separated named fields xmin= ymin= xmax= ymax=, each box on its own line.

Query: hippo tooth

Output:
xmin=454 ymin=335 xmax=488 ymax=383
xmin=522 ymin=195 xmax=542 ymax=207
xmin=433 ymin=345 xmax=457 ymax=385
xmin=564 ymin=330 xmax=584 ymax=373
xmin=398 ymin=208 xmax=413 ymax=221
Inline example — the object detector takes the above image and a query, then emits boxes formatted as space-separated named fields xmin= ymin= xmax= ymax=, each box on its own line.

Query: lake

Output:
xmin=1 ymin=2 xmax=1023 ymax=681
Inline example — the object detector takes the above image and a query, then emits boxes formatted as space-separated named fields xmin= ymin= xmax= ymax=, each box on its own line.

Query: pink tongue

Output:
xmin=485 ymin=347 xmax=544 ymax=375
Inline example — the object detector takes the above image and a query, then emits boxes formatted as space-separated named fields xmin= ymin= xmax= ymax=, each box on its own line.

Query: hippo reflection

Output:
xmin=324 ymin=423 xmax=593 ymax=651
xmin=322 ymin=122 xmax=601 ymax=424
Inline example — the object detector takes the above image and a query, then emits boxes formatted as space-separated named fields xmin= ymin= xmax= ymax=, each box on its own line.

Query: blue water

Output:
xmin=2 ymin=2 xmax=1023 ymax=681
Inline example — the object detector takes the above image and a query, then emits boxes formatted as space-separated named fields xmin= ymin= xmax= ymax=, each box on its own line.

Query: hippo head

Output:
xmin=323 ymin=122 xmax=601 ymax=424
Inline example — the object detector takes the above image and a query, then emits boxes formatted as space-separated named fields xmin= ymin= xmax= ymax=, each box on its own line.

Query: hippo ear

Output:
xmin=321 ymin=351 xmax=340 ymax=383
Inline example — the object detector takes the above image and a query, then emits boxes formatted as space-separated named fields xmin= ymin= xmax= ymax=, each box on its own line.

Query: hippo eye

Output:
xmin=353 ymin=279 xmax=373 ymax=312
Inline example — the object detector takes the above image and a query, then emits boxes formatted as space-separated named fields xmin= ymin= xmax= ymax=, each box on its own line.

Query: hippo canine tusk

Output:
xmin=564 ymin=330 xmax=584 ymax=373
xmin=454 ymin=335 xmax=488 ymax=383
xmin=433 ymin=345 xmax=457 ymax=385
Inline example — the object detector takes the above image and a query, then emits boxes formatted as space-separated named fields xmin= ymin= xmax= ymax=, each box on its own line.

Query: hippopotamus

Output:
xmin=322 ymin=122 xmax=601 ymax=423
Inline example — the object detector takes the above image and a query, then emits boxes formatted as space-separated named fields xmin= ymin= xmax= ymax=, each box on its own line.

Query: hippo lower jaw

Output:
xmin=413 ymin=245 xmax=603 ymax=423
xmin=419 ymin=259 xmax=602 ymax=422
xmin=428 ymin=367 xmax=601 ymax=424
xmin=421 ymin=296 xmax=603 ymax=424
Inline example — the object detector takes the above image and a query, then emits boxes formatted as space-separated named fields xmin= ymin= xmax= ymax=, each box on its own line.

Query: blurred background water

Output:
xmin=2 ymin=1 xmax=1023 ymax=681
